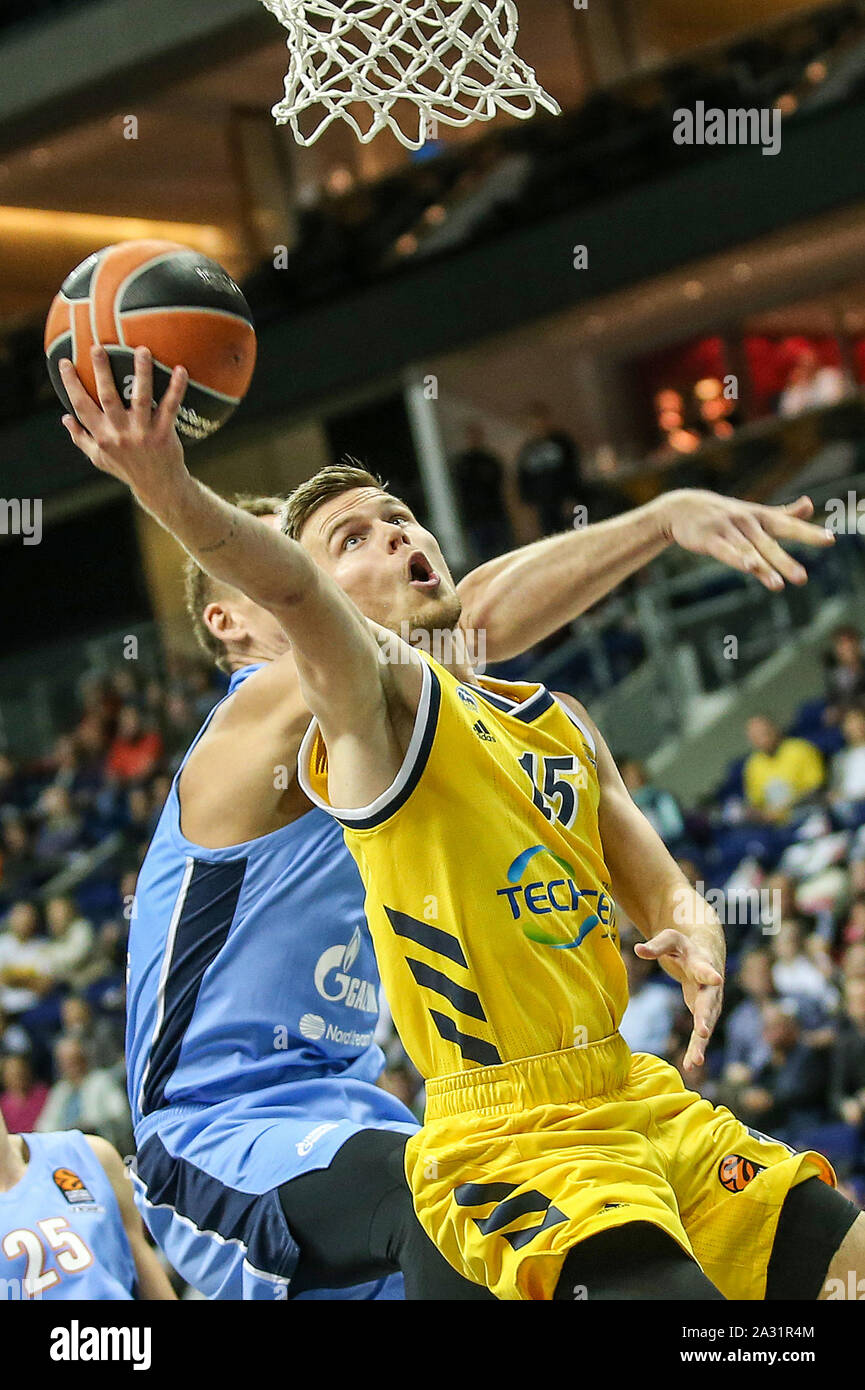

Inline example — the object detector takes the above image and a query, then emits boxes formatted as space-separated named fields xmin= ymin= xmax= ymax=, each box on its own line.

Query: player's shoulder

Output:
xmin=551 ymin=690 xmax=598 ymax=753
xmin=82 ymin=1133 xmax=124 ymax=1177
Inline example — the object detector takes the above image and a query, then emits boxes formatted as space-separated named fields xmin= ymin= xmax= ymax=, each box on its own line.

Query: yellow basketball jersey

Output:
xmin=298 ymin=652 xmax=628 ymax=1082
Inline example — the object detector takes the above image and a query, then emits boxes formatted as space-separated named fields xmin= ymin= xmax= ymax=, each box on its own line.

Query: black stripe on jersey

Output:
xmin=509 ymin=688 xmax=555 ymax=723
xmin=476 ymin=1190 xmax=556 ymax=1235
xmin=335 ymin=667 xmax=442 ymax=830
xmin=455 ymin=1182 xmax=517 ymax=1207
xmin=140 ymin=857 xmax=246 ymax=1116
xmin=406 ymin=957 xmax=488 ymax=1021
xmin=500 ymin=1205 xmax=569 ymax=1251
xmin=428 ymin=1010 xmax=501 ymax=1066
xmin=134 ymin=1132 xmax=297 ymax=1283
xmin=384 ymin=905 xmax=468 ymax=967
xmin=466 ymin=684 xmax=516 ymax=712
xmin=455 ymin=1181 xmax=568 ymax=1251
xmin=469 ymin=683 xmax=555 ymax=723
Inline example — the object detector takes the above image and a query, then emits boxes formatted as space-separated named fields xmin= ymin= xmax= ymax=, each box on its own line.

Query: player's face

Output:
xmin=299 ymin=488 xmax=461 ymax=634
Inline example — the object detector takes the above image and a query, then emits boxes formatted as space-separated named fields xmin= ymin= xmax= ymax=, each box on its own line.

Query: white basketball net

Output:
xmin=260 ymin=0 xmax=561 ymax=149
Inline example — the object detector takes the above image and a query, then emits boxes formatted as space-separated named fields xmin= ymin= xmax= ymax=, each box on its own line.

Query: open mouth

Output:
xmin=406 ymin=550 xmax=440 ymax=591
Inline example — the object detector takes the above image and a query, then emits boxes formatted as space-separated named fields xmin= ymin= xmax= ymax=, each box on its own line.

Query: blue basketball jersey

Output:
xmin=126 ymin=662 xmax=409 ymax=1130
xmin=126 ymin=663 xmax=417 ymax=1301
xmin=0 ymin=1130 xmax=135 ymax=1300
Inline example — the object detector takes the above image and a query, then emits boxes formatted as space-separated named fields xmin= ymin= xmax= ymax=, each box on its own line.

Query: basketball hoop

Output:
xmin=260 ymin=0 xmax=561 ymax=149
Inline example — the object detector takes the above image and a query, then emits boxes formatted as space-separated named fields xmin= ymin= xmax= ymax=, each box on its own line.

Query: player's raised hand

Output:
xmin=657 ymin=489 xmax=835 ymax=592
xmin=634 ymin=929 xmax=724 ymax=1072
xmin=60 ymin=345 xmax=189 ymax=504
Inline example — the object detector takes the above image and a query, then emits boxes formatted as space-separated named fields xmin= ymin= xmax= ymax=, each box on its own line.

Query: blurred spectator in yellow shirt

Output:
xmin=744 ymin=714 xmax=825 ymax=822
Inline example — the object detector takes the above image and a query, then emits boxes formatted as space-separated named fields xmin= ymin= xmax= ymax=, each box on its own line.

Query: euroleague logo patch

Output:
xmin=718 ymin=1154 xmax=765 ymax=1193
xmin=53 ymin=1167 xmax=96 ymax=1205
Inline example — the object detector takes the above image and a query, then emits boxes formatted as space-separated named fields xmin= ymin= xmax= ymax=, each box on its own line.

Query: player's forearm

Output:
xmin=137 ymin=468 xmax=318 ymax=618
xmin=134 ymin=1247 xmax=178 ymax=1300
xmin=648 ymin=882 xmax=727 ymax=981
xmin=608 ymin=832 xmax=725 ymax=981
xmin=458 ymin=500 xmax=669 ymax=662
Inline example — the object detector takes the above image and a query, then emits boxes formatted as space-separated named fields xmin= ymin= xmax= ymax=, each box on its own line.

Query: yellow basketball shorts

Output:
xmin=404 ymin=1034 xmax=835 ymax=1301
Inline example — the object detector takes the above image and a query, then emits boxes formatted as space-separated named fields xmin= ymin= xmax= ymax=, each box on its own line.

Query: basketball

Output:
xmin=44 ymin=240 xmax=257 ymax=443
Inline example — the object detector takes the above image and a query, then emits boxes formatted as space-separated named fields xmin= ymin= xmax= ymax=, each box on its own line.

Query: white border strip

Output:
xmin=297 ymin=660 xmax=433 ymax=824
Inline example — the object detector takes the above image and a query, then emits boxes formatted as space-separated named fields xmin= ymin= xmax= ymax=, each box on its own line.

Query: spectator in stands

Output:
xmin=737 ymin=1002 xmax=829 ymax=1139
xmin=515 ymin=402 xmax=580 ymax=536
xmin=828 ymin=705 xmax=865 ymax=817
xmin=43 ymin=895 xmax=94 ymax=992
xmin=0 ymin=901 xmax=51 ymax=1017
xmin=771 ymin=919 xmax=838 ymax=1014
xmin=743 ymin=713 xmax=824 ymax=822
xmin=109 ymin=667 xmax=140 ymax=709
xmin=777 ymin=346 xmax=851 ymax=419
xmin=850 ymin=824 xmax=865 ymax=897
xmin=161 ymin=692 xmax=199 ymax=768
xmin=723 ymin=948 xmax=776 ymax=1083
xmin=829 ymin=976 xmax=865 ymax=1133
xmin=378 ymin=1063 xmax=424 ymax=1122
xmin=823 ymin=625 xmax=865 ymax=723
xmin=621 ymin=759 xmax=685 ymax=849
xmin=0 ymin=752 xmax=24 ymax=810
xmin=619 ymin=930 xmax=677 ymax=1057
xmin=185 ymin=666 xmax=222 ymax=722
xmin=693 ymin=377 xmax=740 ymax=441
xmin=0 ymin=818 xmax=39 ymax=904
xmin=33 ymin=785 xmax=84 ymax=866
xmin=123 ymin=787 xmax=155 ymax=856
xmin=652 ymin=388 xmax=702 ymax=457
xmin=105 ymin=707 xmax=164 ymax=785
xmin=0 ymin=1054 xmax=48 ymax=1133
xmin=147 ymin=775 xmax=172 ymax=836
xmin=451 ymin=421 xmax=514 ymax=564
xmin=842 ymin=893 xmax=865 ymax=947
xmin=59 ymin=995 xmax=120 ymax=1073
xmin=843 ymin=942 xmax=865 ymax=983
xmin=0 ymin=1001 xmax=31 ymax=1058
xmin=37 ymin=1037 xmax=131 ymax=1153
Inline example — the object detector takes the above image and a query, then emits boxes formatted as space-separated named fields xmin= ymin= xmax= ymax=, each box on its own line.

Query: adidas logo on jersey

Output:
xmin=472 ymin=719 xmax=496 ymax=742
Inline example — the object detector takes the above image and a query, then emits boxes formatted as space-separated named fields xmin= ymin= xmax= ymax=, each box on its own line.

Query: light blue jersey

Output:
xmin=126 ymin=663 xmax=417 ymax=1300
xmin=0 ymin=1130 xmax=135 ymax=1300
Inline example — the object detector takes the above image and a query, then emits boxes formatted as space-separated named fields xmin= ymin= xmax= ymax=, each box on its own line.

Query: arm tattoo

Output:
xmin=198 ymin=519 xmax=238 ymax=554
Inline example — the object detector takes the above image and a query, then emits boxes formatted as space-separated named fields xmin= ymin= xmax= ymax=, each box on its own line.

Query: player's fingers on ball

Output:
xmin=62 ymin=414 xmax=101 ymax=465
xmin=130 ymin=347 xmax=154 ymax=426
xmin=90 ymin=345 xmax=126 ymax=427
xmin=58 ymin=359 xmax=104 ymax=433
xmin=155 ymin=365 xmax=188 ymax=432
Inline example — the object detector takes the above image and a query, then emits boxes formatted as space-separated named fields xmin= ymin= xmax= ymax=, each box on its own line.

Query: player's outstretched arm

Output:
xmin=555 ymin=691 xmax=725 ymax=1071
xmin=458 ymin=491 xmax=834 ymax=664
xmin=60 ymin=346 xmax=411 ymax=760
xmin=84 ymin=1137 xmax=177 ymax=1300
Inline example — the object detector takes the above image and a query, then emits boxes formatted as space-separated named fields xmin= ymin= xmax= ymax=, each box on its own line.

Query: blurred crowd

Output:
xmin=0 ymin=658 xmax=226 ymax=1160
xmin=615 ymin=622 xmax=865 ymax=1204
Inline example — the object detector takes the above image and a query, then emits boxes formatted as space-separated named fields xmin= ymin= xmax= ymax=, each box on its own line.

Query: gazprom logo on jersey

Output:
xmin=313 ymin=925 xmax=378 ymax=1012
xmin=497 ymin=845 xmax=613 ymax=949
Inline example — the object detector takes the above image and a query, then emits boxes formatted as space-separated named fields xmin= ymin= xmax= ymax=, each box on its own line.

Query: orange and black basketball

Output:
xmin=44 ymin=240 xmax=257 ymax=443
